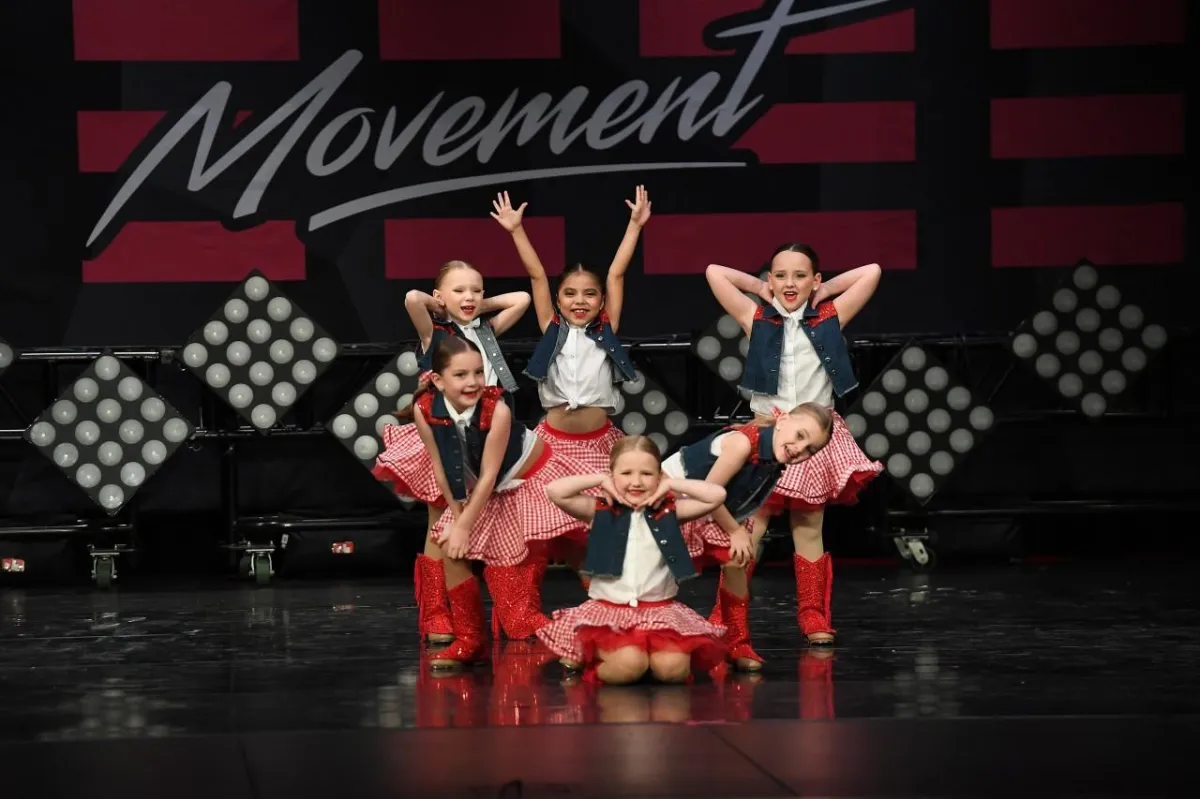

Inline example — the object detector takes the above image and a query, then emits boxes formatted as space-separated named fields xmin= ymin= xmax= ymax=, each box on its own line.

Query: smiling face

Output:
xmin=611 ymin=449 xmax=663 ymax=504
xmin=433 ymin=265 xmax=485 ymax=324
xmin=771 ymin=412 xmax=831 ymax=465
xmin=767 ymin=250 xmax=820 ymax=313
xmin=557 ymin=270 xmax=604 ymax=326
xmin=430 ymin=350 xmax=485 ymax=412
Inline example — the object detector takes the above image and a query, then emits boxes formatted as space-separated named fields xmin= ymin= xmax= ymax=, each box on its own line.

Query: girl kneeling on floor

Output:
xmin=408 ymin=337 xmax=592 ymax=667
xmin=538 ymin=436 xmax=729 ymax=685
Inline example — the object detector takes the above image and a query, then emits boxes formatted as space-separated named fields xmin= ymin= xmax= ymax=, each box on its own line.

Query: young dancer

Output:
xmin=409 ymin=337 xmax=591 ymax=666
xmin=706 ymin=246 xmax=883 ymax=645
xmin=539 ymin=436 xmax=729 ymax=685
xmin=660 ymin=402 xmax=834 ymax=670
xmin=374 ymin=261 xmax=529 ymax=645
xmin=490 ymin=186 xmax=650 ymax=473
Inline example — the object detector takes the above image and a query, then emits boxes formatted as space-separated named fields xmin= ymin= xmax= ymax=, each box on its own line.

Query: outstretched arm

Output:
xmin=705 ymin=264 xmax=771 ymax=337
xmin=813 ymin=262 xmax=881 ymax=326
xmin=605 ymin=185 xmax=651 ymax=333
xmin=492 ymin=191 xmax=556 ymax=332
xmin=404 ymin=290 xmax=440 ymax=352
xmin=545 ymin=473 xmax=608 ymax=522
xmin=479 ymin=291 xmax=531 ymax=335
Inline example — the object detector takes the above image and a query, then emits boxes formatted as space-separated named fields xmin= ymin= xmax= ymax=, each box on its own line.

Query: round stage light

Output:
xmin=696 ymin=336 xmax=721 ymax=361
xmin=0 ymin=338 xmax=15 ymax=379
xmin=622 ymin=412 xmax=647 ymax=435
xmin=24 ymin=356 xmax=194 ymax=514
xmin=717 ymin=356 xmax=743 ymax=381
xmin=716 ymin=314 xmax=742 ymax=339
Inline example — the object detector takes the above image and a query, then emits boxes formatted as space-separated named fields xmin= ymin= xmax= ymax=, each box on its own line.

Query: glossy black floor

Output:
xmin=1 ymin=559 xmax=1197 ymax=798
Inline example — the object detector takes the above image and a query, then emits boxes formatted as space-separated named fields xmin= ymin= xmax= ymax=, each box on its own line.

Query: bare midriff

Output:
xmin=544 ymin=404 xmax=610 ymax=435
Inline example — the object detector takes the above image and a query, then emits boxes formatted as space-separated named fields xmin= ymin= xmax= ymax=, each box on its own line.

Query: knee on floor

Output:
xmin=648 ymin=651 xmax=691 ymax=684
xmin=596 ymin=646 xmax=650 ymax=684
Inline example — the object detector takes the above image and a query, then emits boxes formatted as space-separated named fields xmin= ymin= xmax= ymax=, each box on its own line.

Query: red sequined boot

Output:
xmin=794 ymin=553 xmax=836 ymax=645
xmin=718 ymin=588 xmax=764 ymax=671
xmin=429 ymin=577 xmax=487 ymax=669
xmin=484 ymin=560 xmax=551 ymax=640
xmin=708 ymin=559 xmax=758 ymax=625
xmin=415 ymin=554 xmax=454 ymax=644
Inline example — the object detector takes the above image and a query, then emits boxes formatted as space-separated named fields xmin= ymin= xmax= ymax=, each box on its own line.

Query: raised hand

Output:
xmin=490 ymin=191 xmax=527 ymax=232
xmin=625 ymin=185 xmax=651 ymax=228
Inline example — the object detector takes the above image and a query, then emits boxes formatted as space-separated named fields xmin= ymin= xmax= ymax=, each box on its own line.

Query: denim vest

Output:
xmin=679 ymin=424 xmax=785 ymax=522
xmin=582 ymin=498 xmax=697 ymax=582
xmin=523 ymin=312 xmax=637 ymax=384
xmin=418 ymin=387 xmax=526 ymax=501
xmin=740 ymin=301 xmax=858 ymax=398
xmin=418 ymin=317 xmax=519 ymax=393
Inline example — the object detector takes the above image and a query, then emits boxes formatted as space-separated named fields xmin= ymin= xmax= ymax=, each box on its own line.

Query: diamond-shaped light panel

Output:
xmin=0 ymin=336 xmax=15 ymax=380
xmin=612 ymin=367 xmax=693 ymax=455
xmin=843 ymin=344 xmax=994 ymax=505
xmin=693 ymin=313 xmax=749 ymax=386
xmin=178 ymin=271 xmax=340 ymax=433
xmin=24 ymin=355 xmax=194 ymax=514
xmin=326 ymin=348 xmax=423 ymax=480
xmin=1010 ymin=260 xmax=1168 ymax=420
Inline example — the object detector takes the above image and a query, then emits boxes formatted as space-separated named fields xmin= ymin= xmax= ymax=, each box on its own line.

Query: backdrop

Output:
xmin=0 ymin=0 xmax=1190 ymax=348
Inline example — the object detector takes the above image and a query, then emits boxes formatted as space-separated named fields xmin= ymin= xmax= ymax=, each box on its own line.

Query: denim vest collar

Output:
xmin=582 ymin=497 xmax=696 ymax=582
xmin=417 ymin=316 xmax=519 ymax=393
xmin=739 ymin=300 xmax=858 ymax=399
xmin=523 ymin=310 xmax=638 ymax=384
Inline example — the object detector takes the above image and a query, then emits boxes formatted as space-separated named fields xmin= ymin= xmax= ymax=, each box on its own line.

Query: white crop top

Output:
xmin=538 ymin=325 xmax=620 ymax=413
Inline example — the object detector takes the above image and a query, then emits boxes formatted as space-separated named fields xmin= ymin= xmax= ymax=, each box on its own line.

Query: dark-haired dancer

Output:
xmin=705 ymin=247 xmax=882 ymax=646
xmin=402 ymin=337 xmax=593 ymax=667
xmin=491 ymin=186 xmax=649 ymax=473
xmin=374 ymin=260 xmax=530 ymax=645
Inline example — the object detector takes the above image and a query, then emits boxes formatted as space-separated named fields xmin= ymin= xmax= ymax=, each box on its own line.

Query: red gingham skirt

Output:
xmin=679 ymin=516 xmax=750 ymax=570
xmin=537 ymin=599 xmax=727 ymax=672
xmin=371 ymin=422 xmax=444 ymax=507
xmin=430 ymin=446 xmax=591 ymax=566
xmin=533 ymin=419 xmax=624 ymax=474
xmin=765 ymin=411 xmax=882 ymax=512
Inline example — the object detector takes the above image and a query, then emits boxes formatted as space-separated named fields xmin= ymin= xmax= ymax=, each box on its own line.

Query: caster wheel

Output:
xmin=253 ymin=556 xmax=272 ymax=586
xmin=94 ymin=558 xmax=114 ymax=589
xmin=908 ymin=543 xmax=937 ymax=573
xmin=238 ymin=555 xmax=251 ymax=576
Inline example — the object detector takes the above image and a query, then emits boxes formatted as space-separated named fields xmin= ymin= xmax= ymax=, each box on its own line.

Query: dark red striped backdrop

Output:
xmin=0 ymin=0 xmax=1188 ymax=346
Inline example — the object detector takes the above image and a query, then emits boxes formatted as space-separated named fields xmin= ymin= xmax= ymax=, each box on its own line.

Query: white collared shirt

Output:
xmin=587 ymin=509 xmax=678 ymax=607
xmin=442 ymin=399 xmax=536 ymax=492
xmin=455 ymin=320 xmax=497 ymax=387
xmin=538 ymin=325 xmax=619 ymax=412
xmin=749 ymin=300 xmax=834 ymax=415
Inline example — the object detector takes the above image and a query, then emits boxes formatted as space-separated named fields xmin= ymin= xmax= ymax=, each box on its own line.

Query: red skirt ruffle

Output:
xmin=537 ymin=599 xmax=726 ymax=672
xmin=765 ymin=411 xmax=882 ymax=512
xmin=430 ymin=447 xmax=591 ymax=566
xmin=533 ymin=419 xmax=624 ymax=473
xmin=372 ymin=422 xmax=445 ymax=506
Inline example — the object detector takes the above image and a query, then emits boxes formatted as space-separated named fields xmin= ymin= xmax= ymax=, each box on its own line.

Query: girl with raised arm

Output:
xmin=660 ymin=402 xmax=834 ymax=670
xmin=538 ymin=436 xmax=729 ymax=685
xmin=490 ymin=186 xmax=650 ymax=473
xmin=374 ymin=261 xmax=530 ymax=646
xmin=705 ymin=246 xmax=883 ymax=646
xmin=402 ymin=337 xmax=595 ymax=667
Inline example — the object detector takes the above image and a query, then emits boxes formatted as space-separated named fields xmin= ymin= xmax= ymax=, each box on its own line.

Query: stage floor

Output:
xmin=1 ymin=560 xmax=1196 ymax=797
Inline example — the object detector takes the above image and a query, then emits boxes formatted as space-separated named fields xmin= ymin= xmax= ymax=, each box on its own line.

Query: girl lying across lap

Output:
xmin=539 ymin=436 xmax=729 ymax=685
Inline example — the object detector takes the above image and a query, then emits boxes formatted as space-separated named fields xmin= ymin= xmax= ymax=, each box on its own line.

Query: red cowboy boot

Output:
xmin=415 ymin=554 xmax=454 ymax=644
xmin=799 ymin=649 xmax=836 ymax=720
xmin=429 ymin=577 xmax=487 ymax=668
xmin=708 ymin=558 xmax=758 ymax=625
xmin=794 ymin=553 xmax=836 ymax=645
xmin=718 ymin=587 xmax=764 ymax=671
xmin=484 ymin=560 xmax=551 ymax=640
